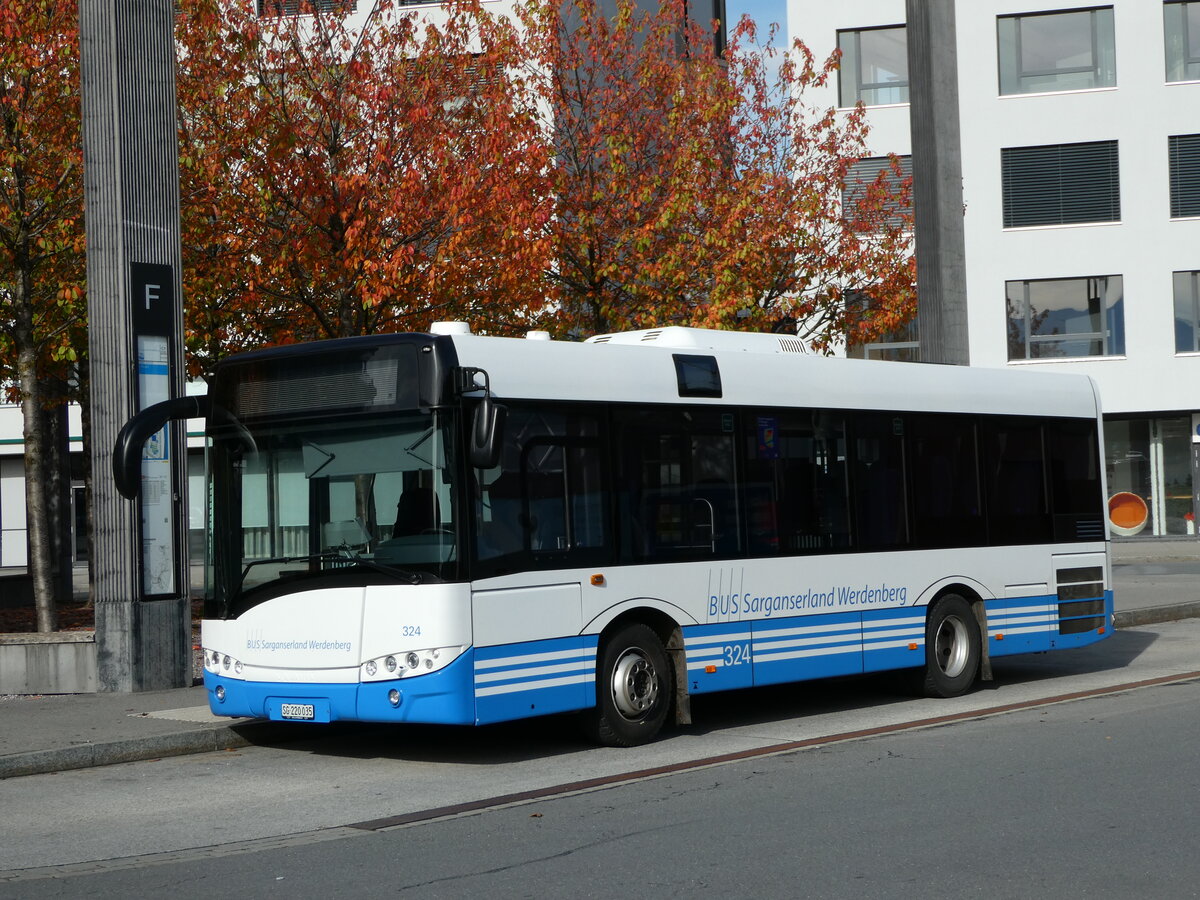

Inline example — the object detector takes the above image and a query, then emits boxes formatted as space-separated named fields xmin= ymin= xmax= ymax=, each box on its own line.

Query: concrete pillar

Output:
xmin=906 ymin=0 xmax=970 ymax=365
xmin=79 ymin=0 xmax=190 ymax=691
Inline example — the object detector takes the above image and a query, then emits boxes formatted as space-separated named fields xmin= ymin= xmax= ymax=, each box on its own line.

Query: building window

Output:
xmin=1165 ymin=1 xmax=1200 ymax=81
xmin=256 ymin=0 xmax=356 ymax=17
xmin=1105 ymin=416 xmax=1195 ymax=537
xmin=842 ymin=155 xmax=913 ymax=229
xmin=1001 ymin=140 xmax=1120 ymax=228
xmin=1174 ymin=270 xmax=1200 ymax=352
xmin=845 ymin=291 xmax=918 ymax=362
xmin=837 ymin=26 xmax=908 ymax=107
xmin=1169 ymin=133 xmax=1200 ymax=217
xmin=1006 ymin=275 xmax=1125 ymax=360
xmin=997 ymin=8 xmax=1116 ymax=95
xmin=846 ymin=319 xmax=919 ymax=362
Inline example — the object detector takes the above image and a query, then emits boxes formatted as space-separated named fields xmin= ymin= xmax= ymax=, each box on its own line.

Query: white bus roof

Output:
xmin=448 ymin=327 xmax=1102 ymax=419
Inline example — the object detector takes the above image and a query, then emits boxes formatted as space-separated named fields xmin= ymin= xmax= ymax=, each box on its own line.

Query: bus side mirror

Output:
xmin=112 ymin=395 xmax=210 ymax=499
xmin=469 ymin=397 xmax=506 ymax=470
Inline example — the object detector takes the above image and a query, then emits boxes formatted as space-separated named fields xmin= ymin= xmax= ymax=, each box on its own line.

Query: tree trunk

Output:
xmin=79 ymin=359 xmax=95 ymax=605
xmin=43 ymin=396 xmax=75 ymax=604
xmin=17 ymin=341 xmax=58 ymax=633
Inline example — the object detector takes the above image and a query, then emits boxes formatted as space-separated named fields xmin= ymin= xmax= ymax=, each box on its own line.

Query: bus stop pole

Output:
xmin=79 ymin=0 xmax=191 ymax=691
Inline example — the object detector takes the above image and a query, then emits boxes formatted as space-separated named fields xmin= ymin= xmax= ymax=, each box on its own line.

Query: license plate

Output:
xmin=280 ymin=702 xmax=315 ymax=720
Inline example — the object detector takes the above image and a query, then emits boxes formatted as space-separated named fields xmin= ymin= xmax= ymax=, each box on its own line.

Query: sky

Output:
xmin=727 ymin=0 xmax=787 ymax=38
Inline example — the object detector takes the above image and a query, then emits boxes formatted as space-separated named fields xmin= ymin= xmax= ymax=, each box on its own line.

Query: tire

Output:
xmin=584 ymin=623 xmax=672 ymax=747
xmin=922 ymin=594 xmax=981 ymax=698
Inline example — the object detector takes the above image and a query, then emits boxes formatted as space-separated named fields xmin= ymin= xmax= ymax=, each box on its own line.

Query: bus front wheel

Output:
xmin=922 ymin=594 xmax=981 ymax=698
xmin=586 ymin=623 xmax=672 ymax=747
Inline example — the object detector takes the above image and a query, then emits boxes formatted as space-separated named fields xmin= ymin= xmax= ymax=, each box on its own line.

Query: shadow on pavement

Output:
xmin=225 ymin=630 xmax=1165 ymax=766
xmin=226 ymin=713 xmax=596 ymax=767
xmin=986 ymin=627 xmax=1157 ymax=686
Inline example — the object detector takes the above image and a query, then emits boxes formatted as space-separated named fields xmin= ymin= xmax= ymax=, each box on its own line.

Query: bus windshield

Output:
xmin=207 ymin=408 xmax=459 ymax=612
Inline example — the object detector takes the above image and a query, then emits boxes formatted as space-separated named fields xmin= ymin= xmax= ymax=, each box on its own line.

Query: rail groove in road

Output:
xmin=4 ymin=668 xmax=1199 ymax=884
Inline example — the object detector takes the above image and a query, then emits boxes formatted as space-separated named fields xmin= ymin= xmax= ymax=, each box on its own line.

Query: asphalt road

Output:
xmin=3 ymin=670 xmax=1198 ymax=897
xmin=2 ymin=619 xmax=1199 ymax=896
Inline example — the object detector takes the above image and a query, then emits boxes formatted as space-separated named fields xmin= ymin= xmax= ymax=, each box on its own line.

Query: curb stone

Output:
xmin=0 ymin=723 xmax=265 ymax=780
xmin=1112 ymin=600 xmax=1200 ymax=629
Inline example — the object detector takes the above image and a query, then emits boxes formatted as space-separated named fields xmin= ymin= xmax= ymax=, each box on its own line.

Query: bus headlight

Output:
xmin=360 ymin=645 xmax=465 ymax=682
xmin=203 ymin=648 xmax=247 ymax=680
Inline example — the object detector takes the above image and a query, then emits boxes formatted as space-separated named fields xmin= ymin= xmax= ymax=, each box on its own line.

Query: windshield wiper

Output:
xmin=239 ymin=551 xmax=423 ymax=590
xmin=338 ymin=551 xmax=429 ymax=585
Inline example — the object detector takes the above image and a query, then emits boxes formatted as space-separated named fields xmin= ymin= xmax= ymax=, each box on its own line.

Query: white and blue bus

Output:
xmin=116 ymin=325 xmax=1112 ymax=745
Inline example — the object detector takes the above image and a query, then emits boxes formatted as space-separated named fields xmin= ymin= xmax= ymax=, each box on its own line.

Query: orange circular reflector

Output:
xmin=1108 ymin=491 xmax=1148 ymax=535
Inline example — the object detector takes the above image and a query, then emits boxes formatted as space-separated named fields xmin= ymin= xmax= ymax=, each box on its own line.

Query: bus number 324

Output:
xmin=724 ymin=644 xmax=751 ymax=666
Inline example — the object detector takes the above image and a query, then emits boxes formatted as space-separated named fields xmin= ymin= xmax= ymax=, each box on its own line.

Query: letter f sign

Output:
xmin=145 ymin=283 xmax=161 ymax=310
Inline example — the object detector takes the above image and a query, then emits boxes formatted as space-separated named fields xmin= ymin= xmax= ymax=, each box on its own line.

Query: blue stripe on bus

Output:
xmin=984 ymin=590 xmax=1112 ymax=656
xmin=861 ymin=608 xmax=927 ymax=673
xmin=206 ymin=592 xmax=1114 ymax=727
xmin=752 ymin=612 xmax=864 ymax=686
xmin=985 ymin=595 xmax=1056 ymax=656
xmin=203 ymin=649 xmax=477 ymax=725
xmin=685 ymin=593 xmax=1112 ymax=693
xmin=1048 ymin=589 xmax=1113 ymax=652
xmin=473 ymin=635 xmax=599 ymax=725
xmin=683 ymin=608 xmax=927 ymax=693
xmin=682 ymin=622 xmax=755 ymax=692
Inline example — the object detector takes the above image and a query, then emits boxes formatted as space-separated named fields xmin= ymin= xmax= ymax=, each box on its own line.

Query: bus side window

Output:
xmin=616 ymin=409 xmax=741 ymax=562
xmin=473 ymin=406 xmax=609 ymax=573
xmin=1045 ymin=418 xmax=1104 ymax=541
xmin=981 ymin=418 xmax=1052 ymax=545
xmin=523 ymin=442 xmax=569 ymax=551
xmin=851 ymin=413 xmax=909 ymax=550
xmin=476 ymin=471 xmax=524 ymax=559
xmin=744 ymin=410 xmax=850 ymax=555
xmin=907 ymin=414 xmax=985 ymax=548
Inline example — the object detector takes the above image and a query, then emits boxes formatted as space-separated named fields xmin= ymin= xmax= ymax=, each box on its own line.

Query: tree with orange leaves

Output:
xmin=177 ymin=0 xmax=911 ymax=358
xmin=175 ymin=0 xmax=551 ymax=377
xmin=0 ymin=0 xmax=88 ymax=630
xmin=492 ymin=0 xmax=913 ymax=347
xmin=725 ymin=23 xmax=914 ymax=351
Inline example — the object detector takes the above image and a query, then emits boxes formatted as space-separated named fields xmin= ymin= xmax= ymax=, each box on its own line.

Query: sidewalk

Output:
xmin=1 ymin=545 xmax=1198 ymax=781
xmin=1110 ymin=537 xmax=1200 ymax=626
xmin=0 ymin=685 xmax=298 ymax=779
xmin=1110 ymin=536 xmax=1200 ymax=565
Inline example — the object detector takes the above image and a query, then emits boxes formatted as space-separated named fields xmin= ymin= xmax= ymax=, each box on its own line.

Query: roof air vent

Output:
xmin=777 ymin=337 xmax=805 ymax=354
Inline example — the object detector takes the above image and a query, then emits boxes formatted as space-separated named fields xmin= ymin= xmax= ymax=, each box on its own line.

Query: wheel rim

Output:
xmin=933 ymin=614 xmax=970 ymax=678
xmin=610 ymin=647 xmax=659 ymax=720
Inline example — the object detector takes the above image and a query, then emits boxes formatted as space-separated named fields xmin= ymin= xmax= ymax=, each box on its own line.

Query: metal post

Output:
xmin=79 ymin=0 xmax=191 ymax=691
xmin=906 ymin=0 xmax=970 ymax=365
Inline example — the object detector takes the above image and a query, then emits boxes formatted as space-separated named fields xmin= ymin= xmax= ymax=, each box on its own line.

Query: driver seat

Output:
xmin=394 ymin=487 xmax=440 ymax=537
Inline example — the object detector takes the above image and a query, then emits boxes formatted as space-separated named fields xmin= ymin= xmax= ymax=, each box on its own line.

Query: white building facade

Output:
xmin=792 ymin=0 xmax=1200 ymax=539
xmin=0 ymin=403 xmax=207 ymax=570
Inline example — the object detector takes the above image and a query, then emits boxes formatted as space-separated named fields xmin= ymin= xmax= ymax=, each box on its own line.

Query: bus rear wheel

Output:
xmin=586 ymin=623 xmax=672 ymax=747
xmin=922 ymin=594 xmax=981 ymax=698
